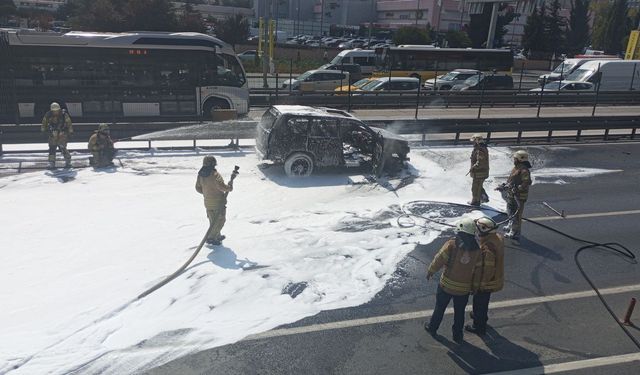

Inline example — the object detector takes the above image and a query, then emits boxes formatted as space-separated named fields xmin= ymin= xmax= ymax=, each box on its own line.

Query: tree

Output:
xmin=566 ymin=0 xmax=591 ymax=56
xmin=393 ymin=26 xmax=431 ymax=46
xmin=592 ymin=0 xmax=630 ymax=54
xmin=123 ymin=0 xmax=177 ymax=31
xmin=522 ymin=6 xmax=549 ymax=57
xmin=176 ymin=3 xmax=207 ymax=33
xmin=545 ymin=0 xmax=567 ymax=55
xmin=70 ymin=0 xmax=126 ymax=32
xmin=445 ymin=30 xmax=472 ymax=48
xmin=468 ymin=3 xmax=519 ymax=48
xmin=0 ymin=0 xmax=17 ymax=19
xmin=215 ymin=14 xmax=249 ymax=48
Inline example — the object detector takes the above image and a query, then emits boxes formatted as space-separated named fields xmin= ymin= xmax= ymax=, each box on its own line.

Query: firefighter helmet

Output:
xmin=98 ymin=123 xmax=110 ymax=132
xmin=469 ymin=133 xmax=484 ymax=142
xmin=513 ymin=150 xmax=529 ymax=162
xmin=50 ymin=102 xmax=61 ymax=111
xmin=203 ymin=155 xmax=217 ymax=167
xmin=475 ymin=216 xmax=498 ymax=235
xmin=456 ymin=217 xmax=477 ymax=235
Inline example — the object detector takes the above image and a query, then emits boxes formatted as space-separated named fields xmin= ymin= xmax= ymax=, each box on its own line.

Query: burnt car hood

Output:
xmin=371 ymin=127 xmax=408 ymax=143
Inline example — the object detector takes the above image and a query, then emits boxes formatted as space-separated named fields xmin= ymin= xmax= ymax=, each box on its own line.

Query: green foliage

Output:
xmin=522 ymin=6 xmax=549 ymax=57
xmin=445 ymin=30 xmax=472 ymax=48
xmin=215 ymin=14 xmax=250 ymax=48
xmin=546 ymin=0 xmax=567 ymax=54
xmin=61 ymin=0 xmax=206 ymax=33
xmin=567 ymin=0 xmax=591 ymax=56
xmin=592 ymin=0 xmax=631 ymax=54
xmin=176 ymin=3 xmax=207 ymax=33
xmin=393 ymin=26 xmax=431 ymax=46
xmin=0 ymin=0 xmax=17 ymax=18
xmin=468 ymin=3 xmax=519 ymax=48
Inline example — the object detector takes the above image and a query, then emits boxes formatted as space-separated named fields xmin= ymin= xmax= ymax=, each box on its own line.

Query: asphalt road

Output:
xmin=147 ymin=142 xmax=640 ymax=374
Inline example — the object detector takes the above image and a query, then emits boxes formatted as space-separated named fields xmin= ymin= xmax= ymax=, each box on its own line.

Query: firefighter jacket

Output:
xmin=428 ymin=238 xmax=482 ymax=296
xmin=470 ymin=143 xmax=489 ymax=179
xmin=507 ymin=162 xmax=532 ymax=201
xmin=88 ymin=132 xmax=114 ymax=152
xmin=42 ymin=111 xmax=73 ymax=134
xmin=471 ymin=233 xmax=505 ymax=293
xmin=195 ymin=169 xmax=233 ymax=209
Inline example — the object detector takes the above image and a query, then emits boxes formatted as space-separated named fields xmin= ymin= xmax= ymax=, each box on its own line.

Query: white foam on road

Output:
xmin=0 ymin=147 xmax=619 ymax=374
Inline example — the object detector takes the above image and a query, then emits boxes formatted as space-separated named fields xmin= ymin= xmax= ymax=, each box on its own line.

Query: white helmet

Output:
xmin=50 ymin=102 xmax=61 ymax=111
xmin=475 ymin=216 xmax=498 ymax=235
xmin=470 ymin=133 xmax=484 ymax=142
xmin=456 ymin=217 xmax=477 ymax=235
xmin=513 ymin=150 xmax=529 ymax=162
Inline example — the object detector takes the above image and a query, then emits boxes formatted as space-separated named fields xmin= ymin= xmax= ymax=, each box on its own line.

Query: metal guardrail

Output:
xmin=2 ymin=116 xmax=636 ymax=154
xmin=249 ymin=90 xmax=640 ymax=109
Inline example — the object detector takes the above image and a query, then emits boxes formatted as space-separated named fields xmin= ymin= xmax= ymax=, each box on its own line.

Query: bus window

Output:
xmin=203 ymin=53 xmax=246 ymax=87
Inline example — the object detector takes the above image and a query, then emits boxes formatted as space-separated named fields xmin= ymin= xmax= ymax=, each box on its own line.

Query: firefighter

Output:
xmin=41 ymin=102 xmax=73 ymax=168
xmin=195 ymin=156 xmax=233 ymax=245
xmin=468 ymin=133 xmax=490 ymax=206
xmin=425 ymin=217 xmax=482 ymax=344
xmin=466 ymin=216 xmax=505 ymax=336
xmin=88 ymin=123 xmax=116 ymax=167
xmin=497 ymin=150 xmax=532 ymax=240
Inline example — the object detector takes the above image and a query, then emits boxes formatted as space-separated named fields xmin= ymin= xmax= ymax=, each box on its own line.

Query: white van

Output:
xmin=538 ymin=57 xmax=620 ymax=84
xmin=282 ymin=70 xmax=350 ymax=92
xmin=330 ymin=49 xmax=376 ymax=75
xmin=566 ymin=60 xmax=640 ymax=90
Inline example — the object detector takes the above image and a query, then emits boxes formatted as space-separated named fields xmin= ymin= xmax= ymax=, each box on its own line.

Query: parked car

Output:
xmin=318 ymin=63 xmax=362 ymax=83
xmin=359 ymin=77 xmax=421 ymax=92
xmin=334 ymin=77 xmax=372 ymax=93
xmin=237 ymin=50 xmax=258 ymax=63
xmin=423 ymin=69 xmax=480 ymax=90
xmin=451 ymin=74 xmax=514 ymax=91
xmin=282 ymin=70 xmax=350 ymax=92
xmin=530 ymin=81 xmax=594 ymax=92
xmin=256 ymin=105 xmax=410 ymax=177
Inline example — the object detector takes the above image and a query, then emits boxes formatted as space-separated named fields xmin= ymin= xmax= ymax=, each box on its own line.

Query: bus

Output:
xmin=0 ymin=29 xmax=248 ymax=124
xmin=373 ymin=46 xmax=514 ymax=81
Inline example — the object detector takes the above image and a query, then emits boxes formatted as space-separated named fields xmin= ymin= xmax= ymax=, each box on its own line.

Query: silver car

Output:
xmin=423 ymin=69 xmax=479 ymax=90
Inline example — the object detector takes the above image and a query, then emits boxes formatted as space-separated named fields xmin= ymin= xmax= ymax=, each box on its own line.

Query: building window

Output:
xmin=385 ymin=12 xmax=394 ymax=17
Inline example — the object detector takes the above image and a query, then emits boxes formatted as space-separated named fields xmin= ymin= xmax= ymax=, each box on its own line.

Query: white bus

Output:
xmin=329 ymin=49 xmax=376 ymax=75
xmin=0 ymin=29 xmax=249 ymax=123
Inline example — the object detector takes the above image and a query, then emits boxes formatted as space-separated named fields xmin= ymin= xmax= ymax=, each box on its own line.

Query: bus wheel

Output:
xmin=202 ymin=98 xmax=231 ymax=121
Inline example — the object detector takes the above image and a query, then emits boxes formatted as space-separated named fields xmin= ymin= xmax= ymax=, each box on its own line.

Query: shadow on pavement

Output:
xmin=435 ymin=326 xmax=542 ymax=374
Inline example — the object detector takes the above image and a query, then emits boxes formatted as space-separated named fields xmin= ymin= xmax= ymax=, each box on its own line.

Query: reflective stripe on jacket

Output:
xmin=428 ymin=238 xmax=481 ymax=296
xmin=195 ymin=170 xmax=233 ymax=209
xmin=472 ymin=233 xmax=505 ymax=293
xmin=507 ymin=163 xmax=531 ymax=201
xmin=470 ymin=143 xmax=489 ymax=179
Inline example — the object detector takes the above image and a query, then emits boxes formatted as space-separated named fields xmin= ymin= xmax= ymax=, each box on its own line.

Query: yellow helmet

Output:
xmin=456 ymin=217 xmax=477 ymax=235
xmin=513 ymin=150 xmax=529 ymax=162
xmin=50 ymin=102 xmax=61 ymax=111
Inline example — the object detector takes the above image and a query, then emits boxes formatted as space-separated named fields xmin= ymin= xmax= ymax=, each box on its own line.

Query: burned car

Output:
xmin=256 ymin=105 xmax=410 ymax=177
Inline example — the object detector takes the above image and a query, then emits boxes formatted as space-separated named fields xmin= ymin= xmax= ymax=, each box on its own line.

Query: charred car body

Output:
xmin=256 ymin=105 xmax=410 ymax=177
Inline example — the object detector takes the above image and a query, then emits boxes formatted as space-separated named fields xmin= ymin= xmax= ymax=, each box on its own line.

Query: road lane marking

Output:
xmin=246 ymin=284 xmax=640 ymax=341
xmin=484 ymin=352 xmax=640 ymax=375
xmin=529 ymin=209 xmax=640 ymax=222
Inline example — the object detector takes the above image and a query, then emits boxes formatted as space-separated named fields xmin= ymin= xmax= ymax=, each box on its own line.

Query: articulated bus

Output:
xmin=373 ymin=46 xmax=514 ymax=81
xmin=0 ymin=29 xmax=248 ymax=124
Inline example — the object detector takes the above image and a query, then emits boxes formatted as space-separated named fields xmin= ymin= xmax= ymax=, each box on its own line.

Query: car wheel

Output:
xmin=284 ymin=152 xmax=314 ymax=177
